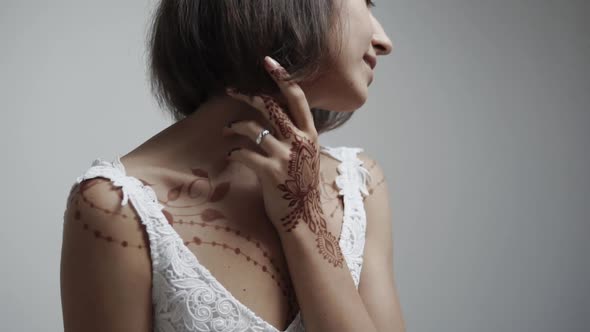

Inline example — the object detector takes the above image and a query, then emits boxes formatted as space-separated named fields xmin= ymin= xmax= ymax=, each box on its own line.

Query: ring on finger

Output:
xmin=226 ymin=120 xmax=280 ymax=153
xmin=256 ymin=129 xmax=271 ymax=145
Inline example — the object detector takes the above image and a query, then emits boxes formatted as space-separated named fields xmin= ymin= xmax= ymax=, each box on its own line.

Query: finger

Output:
xmin=263 ymin=56 xmax=316 ymax=135
xmin=226 ymin=147 xmax=272 ymax=178
xmin=222 ymin=120 xmax=284 ymax=157
xmin=225 ymin=89 xmax=294 ymax=140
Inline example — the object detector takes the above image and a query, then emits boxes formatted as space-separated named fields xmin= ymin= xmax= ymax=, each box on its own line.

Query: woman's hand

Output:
xmin=223 ymin=56 xmax=344 ymax=268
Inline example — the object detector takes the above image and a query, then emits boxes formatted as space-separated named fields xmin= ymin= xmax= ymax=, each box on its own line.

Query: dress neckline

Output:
xmin=111 ymin=151 xmax=349 ymax=332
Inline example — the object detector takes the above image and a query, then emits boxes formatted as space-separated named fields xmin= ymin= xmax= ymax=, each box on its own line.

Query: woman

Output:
xmin=60 ymin=0 xmax=404 ymax=331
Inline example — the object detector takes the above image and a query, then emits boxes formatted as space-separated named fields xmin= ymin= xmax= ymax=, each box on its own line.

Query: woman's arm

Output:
xmin=60 ymin=179 xmax=153 ymax=332
xmin=278 ymin=213 xmax=379 ymax=332
xmin=357 ymin=152 xmax=406 ymax=332
xmin=223 ymin=56 xmax=386 ymax=331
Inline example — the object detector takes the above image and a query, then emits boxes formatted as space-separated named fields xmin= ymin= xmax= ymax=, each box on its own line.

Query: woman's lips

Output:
xmin=363 ymin=54 xmax=377 ymax=70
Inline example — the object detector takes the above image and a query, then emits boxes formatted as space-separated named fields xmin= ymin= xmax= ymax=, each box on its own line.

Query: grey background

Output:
xmin=1 ymin=0 xmax=588 ymax=331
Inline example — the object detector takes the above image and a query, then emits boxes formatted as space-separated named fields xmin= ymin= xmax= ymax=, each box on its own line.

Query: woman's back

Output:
xmin=61 ymin=145 xmax=372 ymax=332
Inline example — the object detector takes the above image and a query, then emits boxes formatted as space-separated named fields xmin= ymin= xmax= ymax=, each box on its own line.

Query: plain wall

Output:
xmin=1 ymin=0 xmax=588 ymax=331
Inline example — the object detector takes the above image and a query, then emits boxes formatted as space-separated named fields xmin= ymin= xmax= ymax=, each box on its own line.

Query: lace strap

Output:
xmin=321 ymin=146 xmax=374 ymax=199
xmin=75 ymin=158 xmax=164 ymax=221
xmin=320 ymin=146 xmax=371 ymax=286
xmin=73 ymin=157 xmax=171 ymax=269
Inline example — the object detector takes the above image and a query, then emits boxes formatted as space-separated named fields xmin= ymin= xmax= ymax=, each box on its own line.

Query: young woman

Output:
xmin=61 ymin=0 xmax=404 ymax=331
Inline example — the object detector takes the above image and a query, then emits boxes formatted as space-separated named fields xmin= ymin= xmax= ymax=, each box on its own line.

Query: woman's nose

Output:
xmin=372 ymin=19 xmax=393 ymax=56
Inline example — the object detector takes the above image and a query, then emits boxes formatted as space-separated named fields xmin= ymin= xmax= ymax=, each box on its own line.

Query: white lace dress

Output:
xmin=72 ymin=145 xmax=373 ymax=332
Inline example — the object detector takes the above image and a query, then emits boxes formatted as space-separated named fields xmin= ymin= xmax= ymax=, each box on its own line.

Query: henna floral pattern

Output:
xmin=256 ymin=66 xmax=345 ymax=268
xmin=262 ymin=94 xmax=294 ymax=139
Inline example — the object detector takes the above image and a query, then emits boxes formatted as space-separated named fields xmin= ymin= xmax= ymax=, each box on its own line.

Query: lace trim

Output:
xmin=76 ymin=158 xmax=280 ymax=331
xmin=75 ymin=158 xmax=169 ymax=271
xmin=72 ymin=146 xmax=369 ymax=332
xmin=320 ymin=146 xmax=370 ymax=286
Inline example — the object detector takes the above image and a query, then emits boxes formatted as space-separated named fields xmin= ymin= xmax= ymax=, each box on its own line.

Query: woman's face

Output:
xmin=302 ymin=0 xmax=393 ymax=112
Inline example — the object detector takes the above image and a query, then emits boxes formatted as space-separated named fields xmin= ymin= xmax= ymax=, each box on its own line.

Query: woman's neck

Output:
xmin=134 ymin=94 xmax=275 ymax=174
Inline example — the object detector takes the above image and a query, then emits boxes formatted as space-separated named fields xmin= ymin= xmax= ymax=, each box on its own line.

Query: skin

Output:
xmin=65 ymin=0 xmax=393 ymax=329
xmin=227 ymin=66 xmax=346 ymax=269
xmin=216 ymin=0 xmax=392 ymax=269
xmin=67 ymin=158 xmax=355 ymax=324
xmin=66 ymin=158 xmax=384 ymax=328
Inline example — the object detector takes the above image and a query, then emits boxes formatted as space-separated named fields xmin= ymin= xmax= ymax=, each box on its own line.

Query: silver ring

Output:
xmin=256 ymin=129 xmax=271 ymax=145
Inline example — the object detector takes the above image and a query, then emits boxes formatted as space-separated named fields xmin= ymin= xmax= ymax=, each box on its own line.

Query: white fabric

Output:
xmin=73 ymin=145 xmax=372 ymax=332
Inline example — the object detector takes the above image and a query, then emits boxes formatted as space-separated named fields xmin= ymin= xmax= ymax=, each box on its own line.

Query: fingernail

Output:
xmin=264 ymin=56 xmax=280 ymax=69
xmin=227 ymin=147 xmax=241 ymax=156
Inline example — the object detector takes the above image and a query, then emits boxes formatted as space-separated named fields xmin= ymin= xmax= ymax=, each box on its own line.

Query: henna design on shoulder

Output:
xmin=363 ymin=159 xmax=386 ymax=194
xmin=183 ymin=235 xmax=298 ymax=315
xmin=71 ymin=177 xmax=301 ymax=316
xmin=148 ymin=170 xmax=301 ymax=315
xmin=69 ymin=180 xmax=148 ymax=249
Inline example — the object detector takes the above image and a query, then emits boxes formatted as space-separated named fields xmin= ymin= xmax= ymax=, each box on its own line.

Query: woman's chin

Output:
xmin=331 ymin=97 xmax=368 ymax=112
xmin=311 ymin=84 xmax=368 ymax=112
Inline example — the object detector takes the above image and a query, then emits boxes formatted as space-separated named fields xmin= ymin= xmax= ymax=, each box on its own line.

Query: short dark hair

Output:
xmin=146 ymin=0 xmax=355 ymax=134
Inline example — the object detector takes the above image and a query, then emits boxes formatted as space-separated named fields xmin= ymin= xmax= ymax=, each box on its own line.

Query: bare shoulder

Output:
xmin=355 ymin=149 xmax=391 ymax=228
xmin=318 ymin=147 xmax=388 ymax=197
xmin=61 ymin=177 xmax=153 ymax=332
xmin=356 ymin=150 xmax=387 ymax=196
xmin=356 ymin=151 xmax=406 ymax=331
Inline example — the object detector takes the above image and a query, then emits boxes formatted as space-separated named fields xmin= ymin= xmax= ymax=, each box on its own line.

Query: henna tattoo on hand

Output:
xmin=276 ymin=135 xmax=323 ymax=233
xmin=262 ymin=95 xmax=293 ymax=139
xmin=260 ymin=88 xmax=345 ymax=268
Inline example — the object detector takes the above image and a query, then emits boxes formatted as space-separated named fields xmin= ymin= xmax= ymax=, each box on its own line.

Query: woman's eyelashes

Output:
xmin=366 ymin=0 xmax=376 ymax=8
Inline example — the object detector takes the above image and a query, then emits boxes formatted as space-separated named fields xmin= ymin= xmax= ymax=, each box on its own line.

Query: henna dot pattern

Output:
xmin=184 ymin=236 xmax=297 ymax=308
xmin=64 ymin=142 xmax=374 ymax=329
xmin=73 ymin=196 xmax=146 ymax=250
xmin=172 ymin=210 xmax=297 ymax=301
